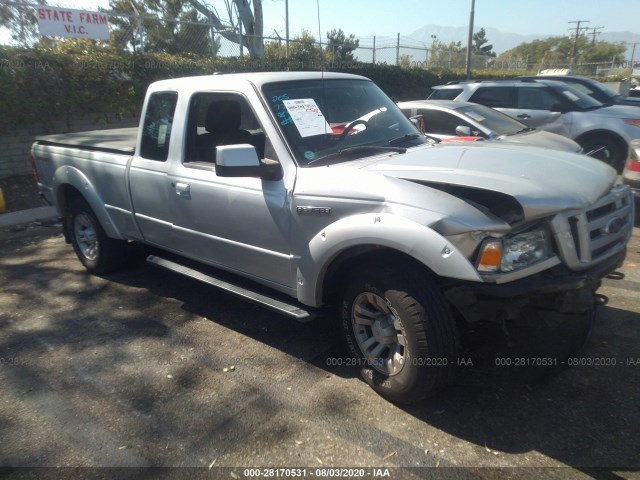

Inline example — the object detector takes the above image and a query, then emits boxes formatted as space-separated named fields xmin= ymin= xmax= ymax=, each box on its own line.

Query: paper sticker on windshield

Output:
xmin=283 ymin=98 xmax=331 ymax=137
xmin=464 ymin=110 xmax=486 ymax=123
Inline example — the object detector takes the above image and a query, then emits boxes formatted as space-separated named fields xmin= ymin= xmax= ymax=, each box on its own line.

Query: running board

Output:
xmin=146 ymin=255 xmax=315 ymax=321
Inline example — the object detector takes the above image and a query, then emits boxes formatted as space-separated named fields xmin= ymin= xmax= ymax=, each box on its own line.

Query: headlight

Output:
xmin=477 ymin=229 xmax=551 ymax=273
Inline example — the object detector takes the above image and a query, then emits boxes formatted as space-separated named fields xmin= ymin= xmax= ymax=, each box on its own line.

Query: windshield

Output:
xmin=428 ymin=88 xmax=464 ymax=100
xmin=261 ymin=79 xmax=425 ymax=166
xmin=549 ymin=83 xmax=604 ymax=110
xmin=454 ymin=103 xmax=528 ymax=136
xmin=583 ymin=79 xmax=620 ymax=99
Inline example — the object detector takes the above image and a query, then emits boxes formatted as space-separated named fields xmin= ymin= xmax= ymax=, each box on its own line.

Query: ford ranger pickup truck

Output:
xmin=31 ymin=72 xmax=634 ymax=404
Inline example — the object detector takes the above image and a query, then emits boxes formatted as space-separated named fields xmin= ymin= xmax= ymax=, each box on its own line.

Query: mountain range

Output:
xmin=408 ymin=25 xmax=640 ymax=60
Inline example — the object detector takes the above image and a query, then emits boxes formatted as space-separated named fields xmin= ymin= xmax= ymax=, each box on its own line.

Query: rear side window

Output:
xmin=140 ymin=92 xmax=178 ymax=162
xmin=469 ymin=86 xmax=514 ymax=108
xmin=428 ymin=88 xmax=463 ymax=100
xmin=515 ymin=86 xmax=558 ymax=110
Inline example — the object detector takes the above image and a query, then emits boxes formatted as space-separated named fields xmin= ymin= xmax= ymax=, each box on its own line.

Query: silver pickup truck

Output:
xmin=32 ymin=72 xmax=634 ymax=404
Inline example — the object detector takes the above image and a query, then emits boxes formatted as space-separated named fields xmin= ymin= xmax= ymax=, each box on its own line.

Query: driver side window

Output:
xmin=184 ymin=92 xmax=268 ymax=164
xmin=419 ymin=109 xmax=475 ymax=136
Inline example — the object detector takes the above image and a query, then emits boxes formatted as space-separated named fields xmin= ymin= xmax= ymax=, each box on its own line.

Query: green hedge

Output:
xmin=0 ymin=46 xmax=527 ymax=134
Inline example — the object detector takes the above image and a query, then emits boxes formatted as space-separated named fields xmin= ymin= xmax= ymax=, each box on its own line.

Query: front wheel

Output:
xmin=580 ymin=135 xmax=626 ymax=173
xmin=340 ymin=266 xmax=458 ymax=404
xmin=66 ymin=197 xmax=127 ymax=274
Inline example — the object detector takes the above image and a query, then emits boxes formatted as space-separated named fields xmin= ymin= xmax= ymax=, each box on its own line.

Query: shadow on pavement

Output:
xmin=1 ymin=231 xmax=638 ymax=474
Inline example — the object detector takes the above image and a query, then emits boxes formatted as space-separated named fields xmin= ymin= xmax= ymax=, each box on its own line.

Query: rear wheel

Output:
xmin=340 ymin=266 xmax=458 ymax=404
xmin=66 ymin=197 xmax=127 ymax=274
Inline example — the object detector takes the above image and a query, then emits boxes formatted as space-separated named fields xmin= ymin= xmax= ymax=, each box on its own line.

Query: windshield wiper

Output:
xmin=307 ymin=145 xmax=407 ymax=167
xmin=512 ymin=127 xmax=536 ymax=135
xmin=387 ymin=133 xmax=421 ymax=146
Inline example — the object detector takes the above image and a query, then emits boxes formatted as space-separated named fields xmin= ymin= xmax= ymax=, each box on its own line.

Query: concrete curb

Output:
xmin=0 ymin=206 xmax=58 ymax=228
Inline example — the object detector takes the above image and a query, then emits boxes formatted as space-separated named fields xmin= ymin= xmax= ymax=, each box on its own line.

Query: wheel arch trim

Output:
xmin=53 ymin=166 xmax=124 ymax=240
xmin=296 ymin=213 xmax=482 ymax=307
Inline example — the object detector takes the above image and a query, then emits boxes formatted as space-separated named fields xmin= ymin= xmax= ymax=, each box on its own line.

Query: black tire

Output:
xmin=340 ymin=266 xmax=458 ymax=404
xmin=66 ymin=197 xmax=127 ymax=274
xmin=579 ymin=135 xmax=626 ymax=173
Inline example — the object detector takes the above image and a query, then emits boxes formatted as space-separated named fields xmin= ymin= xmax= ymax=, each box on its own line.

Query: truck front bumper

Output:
xmin=445 ymin=248 xmax=626 ymax=322
xmin=472 ymin=248 xmax=625 ymax=298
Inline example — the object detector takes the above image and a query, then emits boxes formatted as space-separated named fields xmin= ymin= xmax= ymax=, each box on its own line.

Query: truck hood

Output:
xmin=359 ymin=143 xmax=617 ymax=221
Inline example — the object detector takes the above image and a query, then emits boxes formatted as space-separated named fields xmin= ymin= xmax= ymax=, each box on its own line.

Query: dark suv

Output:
xmin=428 ymin=78 xmax=640 ymax=171
xmin=517 ymin=75 xmax=640 ymax=107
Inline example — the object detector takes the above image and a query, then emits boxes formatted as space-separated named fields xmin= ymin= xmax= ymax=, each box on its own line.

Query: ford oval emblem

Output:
xmin=603 ymin=217 xmax=625 ymax=235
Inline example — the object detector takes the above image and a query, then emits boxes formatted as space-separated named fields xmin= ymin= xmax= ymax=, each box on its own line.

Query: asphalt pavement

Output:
xmin=0 ymin=216 xmax=639 ymax=479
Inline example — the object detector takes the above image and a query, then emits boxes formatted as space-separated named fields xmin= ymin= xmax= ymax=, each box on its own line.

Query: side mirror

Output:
xmin=215 ymin=144 xmax=283 ymax=180
xmin=455 ymin=125 xmax=472 ymax=136
xmin=550 ymin=103 xmax=568 ymax=113
xmin=409 ymin=115 xmax=426 ymax=134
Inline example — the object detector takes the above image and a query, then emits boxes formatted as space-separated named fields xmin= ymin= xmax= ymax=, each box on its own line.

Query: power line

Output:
xmin=588 ymin=26 xmax=604 ymax=44
xmin=568 ymin=20 xmax=589 ymax=69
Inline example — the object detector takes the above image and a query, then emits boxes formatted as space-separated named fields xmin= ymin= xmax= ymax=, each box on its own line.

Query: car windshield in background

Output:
xmin=262 ymin=79 xmax=425 ymax=166
xmin=428 ymin=88 xmax=463 ymax=100
xmin=575 ymin=79 xmax=621 ymax=102
xmin=454 ymin=104 xmax=527 ymax=136
xmin=549 ymin=84 xmax=603 ymax=110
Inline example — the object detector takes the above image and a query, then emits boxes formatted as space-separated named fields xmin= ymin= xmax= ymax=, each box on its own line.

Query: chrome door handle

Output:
xmin=517 ymin=114 xmax=531 ymax=119
xmin=175 ymin=182 xmax=191 ymax=198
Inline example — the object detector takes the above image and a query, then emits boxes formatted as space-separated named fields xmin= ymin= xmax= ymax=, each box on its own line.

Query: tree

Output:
xmin=108 ymin=0 xmax=217 ymax=55
xmin=496 ymin=35 xmax=625 ymax=70
xmin=287 ymin=31 xmax=324 ymax=65
xmin=264 ymin=37 xmax=284 ymax=59
xmin=0 ymin=0 xmax=46 ymax=46
xmin=189 ymin=0 xmax=264 ymax=57
xmin=326 ymin=28 xmax=359 ymax=64
xmin=578 ymin=40 xmax=626 ymax=64
xmin=399 ymin=54 xmax=412 ymax=68
xmin=429 ymin=41 xmax=465 ymax=69
xmin=472 ymin=28 xmax=495 ymax=57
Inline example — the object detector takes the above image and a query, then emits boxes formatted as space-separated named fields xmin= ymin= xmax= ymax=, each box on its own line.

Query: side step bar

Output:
xmin=146 ymin=255 xmax=316 ymax=321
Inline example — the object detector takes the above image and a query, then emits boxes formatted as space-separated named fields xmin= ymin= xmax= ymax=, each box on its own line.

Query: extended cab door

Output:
xmin=166 ymin=91 xmax=295 ymax=290
xmin=129 ymin=91 xmax=178 ymax=247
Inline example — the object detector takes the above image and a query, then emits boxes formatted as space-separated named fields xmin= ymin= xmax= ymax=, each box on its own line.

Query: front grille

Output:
xmin=550 ymin=185 xmax=634 ymax=271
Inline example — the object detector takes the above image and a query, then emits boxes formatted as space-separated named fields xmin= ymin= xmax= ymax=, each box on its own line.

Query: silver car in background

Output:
xmin=429 ymin=79 xmax=640 ymax=172
xmin=397 ymin=99 xmax=582 ymax=153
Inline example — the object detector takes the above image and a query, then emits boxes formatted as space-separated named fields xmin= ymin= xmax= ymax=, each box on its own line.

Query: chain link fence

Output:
xmin=1 ymin=0 xmax=638 ymax=76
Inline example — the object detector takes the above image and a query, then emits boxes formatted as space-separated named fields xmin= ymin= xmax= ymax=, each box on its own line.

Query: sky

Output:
xmin=3 ymin=0 xmax=639 ymax=46
xmin=259 ymin=0 xmax=640 ymax=39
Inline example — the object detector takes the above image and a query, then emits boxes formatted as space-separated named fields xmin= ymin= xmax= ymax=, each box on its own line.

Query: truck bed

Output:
xmin=36 ymin=127 xmax=137 ymax=155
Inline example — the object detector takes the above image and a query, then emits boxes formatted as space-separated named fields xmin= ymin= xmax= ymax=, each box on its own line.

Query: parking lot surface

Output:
xmin=1 ymin=222 xmax=639 ymax=479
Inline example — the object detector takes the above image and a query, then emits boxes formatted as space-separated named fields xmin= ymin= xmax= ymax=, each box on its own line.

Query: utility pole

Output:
xmin=588 ymin=26 xmax=604 ymax=44
xmin=568 ymin=20 xmax=589 ymax=70
xmin=465 ymin=0 xmax=475 ymax=79
xmin=285 ymin=0 xmax=289 ymax=58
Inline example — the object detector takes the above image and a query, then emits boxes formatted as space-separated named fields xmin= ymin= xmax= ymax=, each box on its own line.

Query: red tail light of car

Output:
xmin=29 ymin=152 xmax=40 ymax=183
xmin=625 ymin=140 xmax=640 ymax=173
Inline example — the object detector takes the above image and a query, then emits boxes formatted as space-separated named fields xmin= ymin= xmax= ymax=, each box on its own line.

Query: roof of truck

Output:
xmin=148 ymin=71 xmax=370 ymax=92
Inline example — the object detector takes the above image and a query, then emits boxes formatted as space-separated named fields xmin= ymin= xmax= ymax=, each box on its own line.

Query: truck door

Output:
xmin=167 ymin=91 xmax=295 ymax=289
xmin=129 ymin=91 xmax=178 ymax=247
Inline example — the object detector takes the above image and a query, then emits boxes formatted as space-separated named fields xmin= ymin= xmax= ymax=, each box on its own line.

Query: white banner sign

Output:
xmin=37 ymin=6 xmax=110 ymax=40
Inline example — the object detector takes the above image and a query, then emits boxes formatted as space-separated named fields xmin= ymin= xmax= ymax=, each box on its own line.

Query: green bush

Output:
xmin=0 ymin=46 xmax=529 ymax=134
